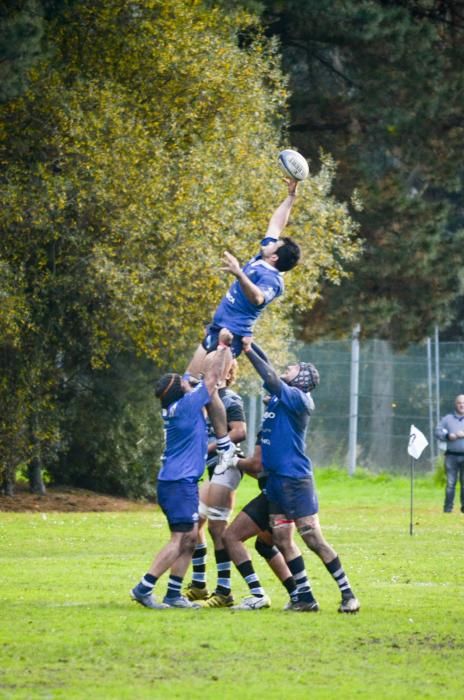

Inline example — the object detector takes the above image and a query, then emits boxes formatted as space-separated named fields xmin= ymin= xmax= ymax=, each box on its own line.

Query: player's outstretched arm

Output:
xmin=242 ymin=338 xmax=281 ymax=395
xmin=221 ymin=251 xmax=265 ymax=306
xmin=264 ymin=178 xmax=298 ymax=241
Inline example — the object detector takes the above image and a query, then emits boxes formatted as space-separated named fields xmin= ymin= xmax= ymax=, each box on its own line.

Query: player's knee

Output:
xmin=254 ymin=538 xmax=279 ymax=561
xmin=222 ymin=526 xmax=232 ymax=547
xmin=297 ymin=523 xmax=323 ymax=552
xmin=180 ymin=530 xmax=198 ymax=553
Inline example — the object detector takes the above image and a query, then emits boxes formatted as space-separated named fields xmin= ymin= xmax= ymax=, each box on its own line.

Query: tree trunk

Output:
xmin=28 ymin=456 xmax=46 ymax=495
xmin=1 ymin=464 xmax=15 ymax=496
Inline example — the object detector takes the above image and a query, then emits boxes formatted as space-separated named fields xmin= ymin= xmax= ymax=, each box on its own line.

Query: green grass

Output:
xmin=1 ymin=470 xmax=463 ymax=699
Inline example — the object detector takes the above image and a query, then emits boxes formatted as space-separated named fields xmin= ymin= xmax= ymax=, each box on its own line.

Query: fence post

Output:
xmin=348 ymin=323 xmax=360 ymax=475
xmin=427 ymin=337 xmax=436 ymax=468
xmin=434 ymin=325 xmax=440 ymax=425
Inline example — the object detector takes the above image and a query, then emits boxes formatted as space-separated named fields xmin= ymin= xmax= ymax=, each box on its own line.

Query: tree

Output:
xmin=229 ymin=0 xmax=464 ymax=344
xmin=0 ymin=0 xmax=360 ymax=494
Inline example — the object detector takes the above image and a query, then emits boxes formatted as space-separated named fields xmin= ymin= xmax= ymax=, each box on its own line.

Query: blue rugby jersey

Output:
xmin=158 ymin=383 xmax=210 ymax=482
xmin=212 ymin=253 xmax=284 ymax=336
xmin=260 ymin=381 xmax=313 ymax=478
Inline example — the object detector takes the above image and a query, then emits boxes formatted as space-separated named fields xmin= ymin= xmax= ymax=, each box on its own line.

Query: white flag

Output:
xmin=408 ymin=424 xmax=428 ymax=460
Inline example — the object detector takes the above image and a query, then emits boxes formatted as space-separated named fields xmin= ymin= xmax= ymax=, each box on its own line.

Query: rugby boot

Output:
xmin=338 ymin=595 xmax=360 ymax=613
xmin=232 ymin=594 xmax=271 ymax=610
xmin=199 ymin=591 xmax=234 ymax=608
xmin=183 ymin=583 xmax=209 ymax=601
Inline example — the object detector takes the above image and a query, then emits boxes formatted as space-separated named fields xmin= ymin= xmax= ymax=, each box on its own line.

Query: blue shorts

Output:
xmin=157 ymin=480 xmax=199 ymax=532
xmin=202 ymin=324 xmax=243 ymax=358
xmin=265 ymin=474 xmax=319 ymax=519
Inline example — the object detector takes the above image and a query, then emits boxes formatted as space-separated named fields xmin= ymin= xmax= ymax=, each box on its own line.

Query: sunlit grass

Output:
xmin=1 ymin=470 xmax=463 ymax=699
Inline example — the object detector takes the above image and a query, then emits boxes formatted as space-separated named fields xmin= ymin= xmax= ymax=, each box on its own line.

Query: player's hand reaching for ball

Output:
xmin=286 ymin=178 xmax=298 ymax=197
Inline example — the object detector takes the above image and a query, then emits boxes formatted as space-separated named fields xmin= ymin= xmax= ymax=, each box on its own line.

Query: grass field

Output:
xmin=1 ymin=469 xmax=463 ymax=699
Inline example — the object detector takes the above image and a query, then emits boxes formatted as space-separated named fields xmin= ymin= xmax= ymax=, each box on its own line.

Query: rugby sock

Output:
xmin=165 ymin=574 xmax=183 ymax=600
xmin=237 ymin=560 xmax=264 ymax=598
xmin=287 ymin=556 xmax=316 ymax=603
xmin=216 ymin=435 xmax=233 ymax=453
xmin=214 ymin=548 xmax=232 ymax=596
xmin=137 ymin=573 xmax=157 ymax=595
xmin=325 ymin=556 xmax=354 ymax=598
xmin=282 ymin=575 xmax=298 ymax=601
xmin=191 ymin=543 xmax=207 ymax=589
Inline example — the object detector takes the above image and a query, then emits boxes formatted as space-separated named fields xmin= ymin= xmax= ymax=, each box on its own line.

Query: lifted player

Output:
xmin=186 ymin=178 xmax=301 ymax=471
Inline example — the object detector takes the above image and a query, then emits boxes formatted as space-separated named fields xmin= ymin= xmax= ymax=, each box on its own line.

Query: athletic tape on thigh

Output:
xmin=272 ymin=518 xmax=293 ymax=529
xmin=208 ymin=505 xmax=231 ymax=521
xmin=297 ymin=523 xmax=314 ymax=537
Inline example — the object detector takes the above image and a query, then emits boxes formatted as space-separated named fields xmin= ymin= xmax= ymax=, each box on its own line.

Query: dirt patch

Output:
xmin=0 ymin=483 xmax=155 ymax=513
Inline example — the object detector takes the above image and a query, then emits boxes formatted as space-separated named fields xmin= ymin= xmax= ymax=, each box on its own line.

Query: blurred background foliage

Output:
xmin=2 ymin=0 xmax=463 ymax=496
xmin=0 ymin=0 xmax=359 ymax=496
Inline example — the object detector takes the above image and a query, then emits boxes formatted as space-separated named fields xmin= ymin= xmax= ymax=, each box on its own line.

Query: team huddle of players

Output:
xmin=130 ymin=178 xmax=360 ymax=613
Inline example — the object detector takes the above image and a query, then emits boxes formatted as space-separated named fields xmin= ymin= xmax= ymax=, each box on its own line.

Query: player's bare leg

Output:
xmin=184 ymin=482 xmax=209 ymax=601
xmin=195 ymin=341 xmax=237 ymax=469
xmin=295 ymin=514 xmax=360 ymax=613
xmin=198 ymin=482 xmax=235 ymax=608
xmin=224 ymin=512 xmax=297 ymax=605
xmin=270 ymin=514 xmax=318 ymax=611
xmin=131 ymin=527 xmax=200 ymax=610
xmin=148 ymin=527 xmax=198 ymax=579
xmin=187 ymin=329 xmax=235 ymax=445
xmin=186 ymin=343 xmax=208 ymax=378
xmin=225 ymin=513 xmax=271 ymax=610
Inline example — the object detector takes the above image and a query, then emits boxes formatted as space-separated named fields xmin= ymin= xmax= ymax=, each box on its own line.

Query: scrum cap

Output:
xmin=289 ymin=362 xmax=320 ymax=393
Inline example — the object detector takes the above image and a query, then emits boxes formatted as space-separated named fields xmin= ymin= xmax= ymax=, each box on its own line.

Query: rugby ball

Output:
xmin=278 ymin=149 xmax=309 ymax=181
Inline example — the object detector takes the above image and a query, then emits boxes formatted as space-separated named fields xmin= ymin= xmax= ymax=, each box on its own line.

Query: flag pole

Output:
xmin=408 ymin=424 xmax=428 ymax=535
xmin=409 ymin=455 xmax=415 ymax=536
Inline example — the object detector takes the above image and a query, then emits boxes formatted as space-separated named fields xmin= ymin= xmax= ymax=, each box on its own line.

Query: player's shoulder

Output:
xmin=280 ymin=382 xmax=312 ymax=412
xmin=177 ymin=382 xmax=209 ymax=410
xmin=221 ymin=387 xmax=244 ymax=406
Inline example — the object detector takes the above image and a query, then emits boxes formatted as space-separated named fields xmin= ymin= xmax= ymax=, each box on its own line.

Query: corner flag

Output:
xmin=408 ymin=425 xmax=428 ymax=460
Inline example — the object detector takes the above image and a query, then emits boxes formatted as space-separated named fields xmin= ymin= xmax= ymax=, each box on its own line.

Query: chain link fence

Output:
xmin=242 ymin=337 xmax=463 ymax=475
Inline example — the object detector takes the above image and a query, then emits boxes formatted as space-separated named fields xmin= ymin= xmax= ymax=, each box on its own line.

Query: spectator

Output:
xmin=435 ymin=394 xmax=464 ymax=514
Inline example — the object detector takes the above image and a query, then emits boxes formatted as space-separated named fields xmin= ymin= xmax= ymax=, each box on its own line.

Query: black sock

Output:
xmin=215 ymin=548 xmax=231 ymax=595
xmin=137 ymin=573 xmax=157 ymax=595
xmin=165 ymin=574 xmax=183 ymax=600
xmin=325 ymin=556 xmax=353 ymax=598
xmin=191 ymin=543 xmax=207 ymax=588
xmin=288 ymin=555 xmax=316 ymax=603
xmin=282 ymin=575 xmax=297 ymax=597
xmin=237 ymin=560 xmax=264 ymax=597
